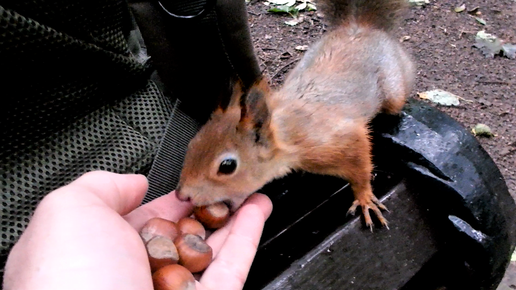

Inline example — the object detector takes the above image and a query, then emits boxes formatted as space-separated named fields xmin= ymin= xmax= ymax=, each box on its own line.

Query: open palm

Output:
xmin=3 ymin=171 xmax=272 ymax=290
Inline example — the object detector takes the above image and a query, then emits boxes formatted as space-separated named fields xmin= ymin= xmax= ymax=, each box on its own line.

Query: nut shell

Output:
xmin=174 ymin=233 xmax=213 ymax=273
xmin=177 ymin=217 xmax=206 ymax=239
xmin=193 ymin=202 xmax=230 ymax=229
xmin=152 ymin=264 xmax=196 ymax=290
xmin=140 ymin=217 xmax=179 ymax=243
xmin=146 ymin=236 xmax=179 ymax=273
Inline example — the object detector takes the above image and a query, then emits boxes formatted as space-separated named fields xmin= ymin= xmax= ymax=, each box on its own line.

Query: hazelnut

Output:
xmin=146 ymin=236 xmax=179 ymax=273
xmin=193 ymin=202 xmax=230 ymax=229
xmin=177 ymin=217 xmax=206 ymax=239
xmin=152 ymin=264 xmax=196 ymax=290
xmin=174 ymin=233 xmax=213 ymax=273
xmin=140 ymin=217 xmax=179 ymax=243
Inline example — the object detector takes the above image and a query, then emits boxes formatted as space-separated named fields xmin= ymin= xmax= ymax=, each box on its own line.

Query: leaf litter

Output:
xmin=409 ymin=0 xmax=430 ymax=7
xmin=454 ymin=4 xmax=466 ymax=13
xmin=417 ymin=89 xmax=471 ymax=106
xmin=474 ymin=17 xmax=487 ymax=26
xmin=474 ymin=30 xmax=516 ymax=59
xmin=472 ymin=124 xmax=495 ymax=138
xmin=266 ymin=0 xmax=316 ymax=23
xmin=295 ymin=45 xmax=309 ymax=51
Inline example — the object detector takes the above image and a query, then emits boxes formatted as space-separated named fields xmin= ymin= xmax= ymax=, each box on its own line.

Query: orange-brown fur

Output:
xmin=176 ymin=0 xmax=415 ymax=229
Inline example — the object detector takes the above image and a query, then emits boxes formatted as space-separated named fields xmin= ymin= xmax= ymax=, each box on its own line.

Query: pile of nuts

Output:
xmin=140 ymin=202 xmax=230 ymax=290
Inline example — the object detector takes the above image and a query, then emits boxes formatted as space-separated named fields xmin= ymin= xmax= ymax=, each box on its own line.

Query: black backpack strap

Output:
xmin=143 ymin=97 xmax=199 ymax=203
xmin=130 ymin=0 xmax=262 ymax=202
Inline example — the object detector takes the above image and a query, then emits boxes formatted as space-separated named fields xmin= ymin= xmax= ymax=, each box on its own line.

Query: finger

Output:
xmin=124 ymin=191 xmax=194 ymax=231
xmin=205 ymin=193 xmax=272 ymax=256
xmin=199 ymin=197 xmax=272 ymax=290
xmin=245 ymin=193 xmax=273 ymax=220
xmin=200 ymin=205 xmax=265 ymax=290
xmin=55 ymin=171 xmax=148 ymax=215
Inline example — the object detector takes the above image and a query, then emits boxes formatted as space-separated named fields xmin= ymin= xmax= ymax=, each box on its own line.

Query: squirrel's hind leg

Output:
xmin=380 ymin=94 xmax=407 ymax=115
xmin=301 ymin=125 xmax=390 ymax=230
xmin=332 ymin=129 xmax=390 ymax=230
xmin=379 ymin=46 xmax=415 ymax=115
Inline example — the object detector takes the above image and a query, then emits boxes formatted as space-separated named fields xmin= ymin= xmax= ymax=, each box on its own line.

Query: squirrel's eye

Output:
xmin=218 ymin=158 xmax=237 ymax=175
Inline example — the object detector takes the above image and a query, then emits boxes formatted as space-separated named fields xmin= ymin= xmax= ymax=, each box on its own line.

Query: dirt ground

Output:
xmin=244 ymin=0 xmax=516 ymax=288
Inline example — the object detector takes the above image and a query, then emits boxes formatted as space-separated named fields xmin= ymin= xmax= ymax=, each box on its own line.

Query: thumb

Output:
xmin=63 ymin=171 xmax=149 ymax=215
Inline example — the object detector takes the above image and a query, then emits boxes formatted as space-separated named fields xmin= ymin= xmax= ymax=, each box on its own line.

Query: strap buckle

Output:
xmin=157 ymin=0 xmax=217 ymax=19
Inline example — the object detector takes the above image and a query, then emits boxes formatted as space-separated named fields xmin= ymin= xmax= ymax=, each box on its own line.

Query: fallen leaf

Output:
xmin=307 ymin=3 xmax=317 ymax=10
xmin=475 ymin=17 xmax=487 ymax=26
xmin=472 ymin=124 xmax=495 ymax=137
xmin=474 ymin=30 xmax=501 ymax=58
xmin=295 ymin=1 xmax=307 ymax=10
xmin=476 ymin=30 xmax=493 ymax=40
xmin=501 ymin=44 xmax=516 ymax=59
xmin=454 ymin=4 xmax=466 ymax=13
xmin=399 ymin=35 xmax=411 ymax=42
xmin=268 ymin=0 xmax=316 ymax=15
xmin=467 ymin=6 xmax=480 ymax=15
xmin=473 ymin=30 xmax=516 ymax=58
xmin=417 ymin=89 xmax=461 ymax=106
xmin=409 ymin=0 xmax=429 ymax=6
xmin=285 ymin=16 xmax=303 ymax=26
xmin=268 ymin=5 xmax=298 ymax=14
xmin=295 ymin=45 xmax=309 ymax=51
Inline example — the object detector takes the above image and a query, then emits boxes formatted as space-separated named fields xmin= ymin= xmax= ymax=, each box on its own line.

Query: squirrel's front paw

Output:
xmin=347 ymin=194 xmax=389 ymax=231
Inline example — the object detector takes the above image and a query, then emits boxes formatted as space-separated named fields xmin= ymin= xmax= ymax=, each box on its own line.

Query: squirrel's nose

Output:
xmin=175 ymin=186 xmax=190 ymax=202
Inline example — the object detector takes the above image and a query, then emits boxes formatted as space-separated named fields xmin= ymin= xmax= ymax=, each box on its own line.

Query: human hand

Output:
xmin=3 ymin=171 xmax=273 ymax=290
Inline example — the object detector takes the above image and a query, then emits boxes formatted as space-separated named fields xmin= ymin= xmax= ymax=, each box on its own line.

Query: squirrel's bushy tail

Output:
xmin=317 ymin=0 xmax=408 ymax=32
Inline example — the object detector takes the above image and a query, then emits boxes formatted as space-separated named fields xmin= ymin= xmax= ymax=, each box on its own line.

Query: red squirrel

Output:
xmin=176 ymin=0 xmax=415 ymax=229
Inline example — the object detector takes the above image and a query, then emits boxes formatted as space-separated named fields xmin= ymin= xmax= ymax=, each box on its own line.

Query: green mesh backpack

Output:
xmin=0 ymin=0 xmax=261 ymax=278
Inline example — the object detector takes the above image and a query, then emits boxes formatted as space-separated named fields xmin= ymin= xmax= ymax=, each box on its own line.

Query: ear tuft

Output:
xmin=217 ymin=75 xmax=245 ymax=112
xmin=240 ymin=77 xmax=272 ymax=143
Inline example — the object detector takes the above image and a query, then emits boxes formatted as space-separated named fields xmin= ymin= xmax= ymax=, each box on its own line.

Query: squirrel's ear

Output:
xmin=217 ymin=76 xmax=245 ymax=112
xmin=229 ymin=77 xmax=245 ymax=108
xmin=240 ymin=77 xmax=272 ymax=141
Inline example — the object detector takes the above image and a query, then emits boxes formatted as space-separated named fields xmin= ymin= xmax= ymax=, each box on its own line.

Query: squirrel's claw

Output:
xmin=348 ymin=196 xmax=389 ymax=231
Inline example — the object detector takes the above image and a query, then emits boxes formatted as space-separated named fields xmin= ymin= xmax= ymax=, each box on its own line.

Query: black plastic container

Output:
xmin=245 ymin=99 xmax=516 ymax=290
